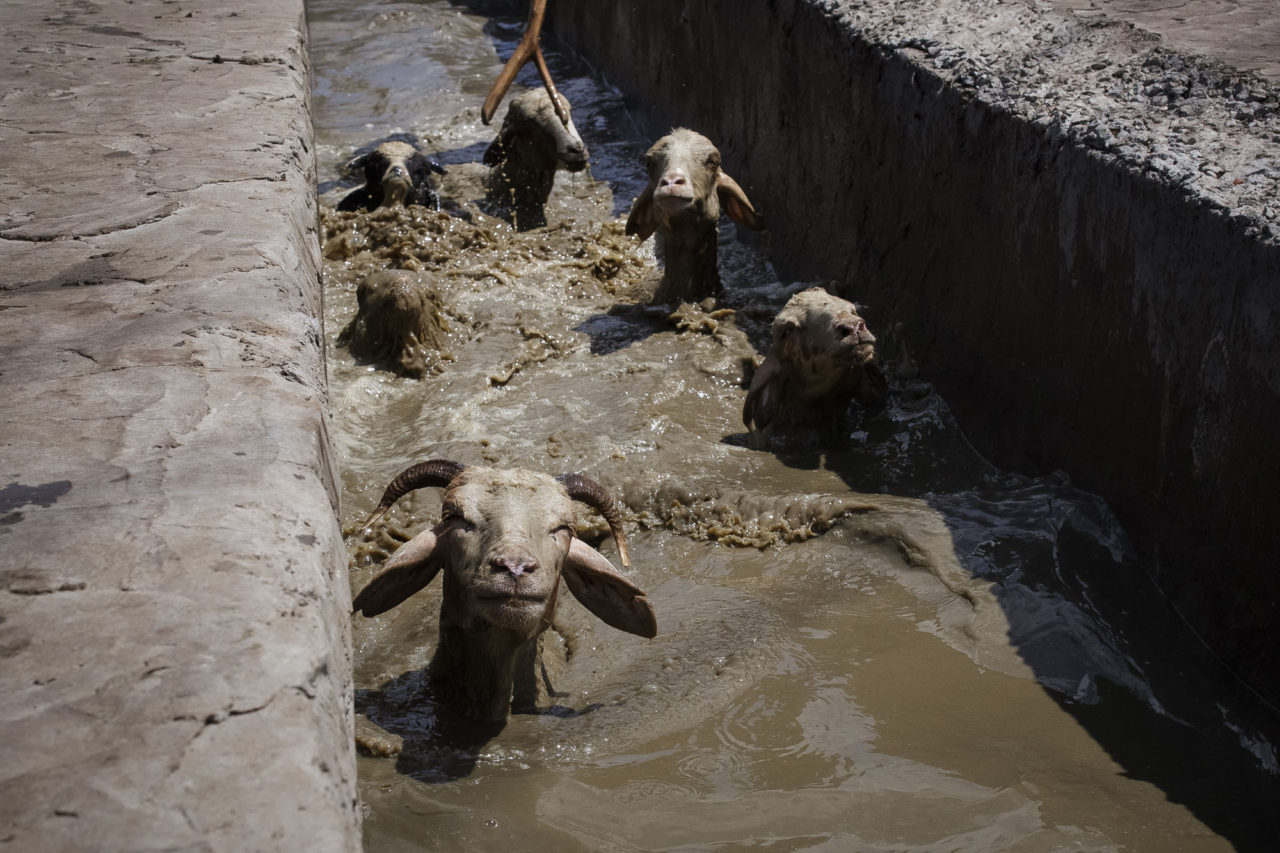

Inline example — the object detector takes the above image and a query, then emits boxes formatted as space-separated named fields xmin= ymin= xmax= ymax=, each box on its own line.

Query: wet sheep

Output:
xmin=482 ymin=88 xmax=589 ymax=229
xmin=337 ymin=140 xmax=445 ymax=212
xmin=626 ymin=129 xmax=765 ymax=303
xmin=353 ymin=460 xmax=657 ymax=722
xmin=336 ymin=270 xmax=447 ymax=378
xmin=743 ymin=287 xmax=887 ymax=442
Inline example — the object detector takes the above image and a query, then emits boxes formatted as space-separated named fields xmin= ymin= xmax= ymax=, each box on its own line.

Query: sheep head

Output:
xmin=626 ymin=129 xmax=765 ymax=302
xmin=337 ymin=141 xmax=445 ymax=212
xmin=353 ymin=460 xmax=655 ymax=643
xmin=625 ymin=129 xmax=764 ymax=243
xmin=483 ymin=89 xmax=588 ymax=229
xmin=336 ymin=270 xmax=447 ymax=377
xmin=744 ymin=288 xmax=887 ymax=438
xmin=484 ymin=89 xmax=588 ymax=176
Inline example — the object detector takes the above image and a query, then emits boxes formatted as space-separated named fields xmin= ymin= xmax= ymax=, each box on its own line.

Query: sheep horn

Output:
xmin=362 ymin=459 xmax=468 ymax=528
xmin=480 ymin=0 xmax=570 ymax=127
xmin=556 ymin=473 xmax=631 ymax=567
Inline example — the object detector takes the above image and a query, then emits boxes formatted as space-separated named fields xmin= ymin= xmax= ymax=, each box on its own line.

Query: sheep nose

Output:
xmin=658 ymin=170 xmax=688 ymax=188
xmin=838 ymin=319 xmax=870 ymax=339
xmin=490 ymin=555 xmax=538 ymax=577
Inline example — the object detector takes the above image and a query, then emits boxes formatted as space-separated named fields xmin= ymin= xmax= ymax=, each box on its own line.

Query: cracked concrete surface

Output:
xmin=0 ymin=1 xmax=357 ymax=849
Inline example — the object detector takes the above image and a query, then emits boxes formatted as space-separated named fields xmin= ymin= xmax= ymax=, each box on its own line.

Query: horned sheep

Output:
xmin=353 ymin=460 xmax=656 ymax=722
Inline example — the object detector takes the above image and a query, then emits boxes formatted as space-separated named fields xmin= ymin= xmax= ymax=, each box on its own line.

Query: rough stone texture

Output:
xmin=549 ymin=0 xmax=1280 ymax=709
xmin=0 ymin=1 xmax=358 ymax=850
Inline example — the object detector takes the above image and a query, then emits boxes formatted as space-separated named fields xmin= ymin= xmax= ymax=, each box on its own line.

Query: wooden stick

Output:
xmin=480 ymin=0 xmax=570 ymax=127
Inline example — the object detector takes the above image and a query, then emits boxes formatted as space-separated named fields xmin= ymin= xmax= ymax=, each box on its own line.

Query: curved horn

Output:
xmin=556 ymin=473 xmax=631 ymax=567
xmin=362 ymin=459 xmax=468 ymax=527
xmin=481 ymin=0 xmax=570 ymax=127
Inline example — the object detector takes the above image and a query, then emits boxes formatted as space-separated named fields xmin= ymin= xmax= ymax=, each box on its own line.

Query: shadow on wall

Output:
xmin=543 ymin=0 xmax=1280 ymax=714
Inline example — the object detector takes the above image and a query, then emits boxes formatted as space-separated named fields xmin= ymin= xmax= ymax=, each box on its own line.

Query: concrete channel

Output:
xmin=0 ymin=0 xmax=1276 ymax=849
xmin=549 ymin=0 xmax=1280 ymax=710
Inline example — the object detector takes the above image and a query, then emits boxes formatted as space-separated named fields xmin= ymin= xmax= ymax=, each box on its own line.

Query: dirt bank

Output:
xmin=548 ymin=0 xmax=1280 ymax=709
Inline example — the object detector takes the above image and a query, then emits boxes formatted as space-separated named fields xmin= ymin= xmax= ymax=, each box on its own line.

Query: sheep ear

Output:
xmin=625 ymin=184 xmax=658 ymax=241
xmin=772 ymin=318 xmax=803 ymax=360
xmin=342 ymin=150 xmax=373 ymax=179
xmin=743 ymin=354 xmax=785 ymax=433
xmin=336 ymin=188 xmax=373 ymax=212
xmin=562 ymin=539 xmax=657 ymax=639
xmin=408 ymin=152 xmax=445 ymax=182
xmin=716 ymin=172 xmax=765 ymax=231
xmin=352 ymin=528 xmax=444 ymax=617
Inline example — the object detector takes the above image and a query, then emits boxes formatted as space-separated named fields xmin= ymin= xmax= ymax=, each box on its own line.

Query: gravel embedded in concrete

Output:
xmin=820 ymin=0 xmax=1280 ymax=241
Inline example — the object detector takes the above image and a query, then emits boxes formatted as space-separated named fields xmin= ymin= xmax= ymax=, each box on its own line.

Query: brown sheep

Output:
xmin=336 ymin=270 xmax=447 ymax=378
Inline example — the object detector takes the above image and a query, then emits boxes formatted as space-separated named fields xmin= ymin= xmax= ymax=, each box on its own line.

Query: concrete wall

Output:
xmin=549 ymin=0 xmax=1280 ymax=707
xmin=0 ymin=0 xmax=358 ymax=849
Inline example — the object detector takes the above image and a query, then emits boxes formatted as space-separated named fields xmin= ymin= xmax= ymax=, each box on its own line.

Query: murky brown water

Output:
xmin=309 ymin=2 xmax=1280 ymax=850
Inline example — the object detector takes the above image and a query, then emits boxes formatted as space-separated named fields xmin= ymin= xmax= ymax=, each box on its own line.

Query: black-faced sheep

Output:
xmin=336 ymin=270 xmax=447 ymax=378
xmin=743 ymin=287 xmax=887 ymax=441
xmin=337 ymin=141 xmax=445 ymax=212
xmin=626 ymin=129 xmax=765 ymax=303
xmin=353 ymin=460 xmax=656 ymax=722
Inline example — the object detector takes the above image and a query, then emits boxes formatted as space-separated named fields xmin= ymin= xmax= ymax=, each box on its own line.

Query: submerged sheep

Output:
xmin=353 ymin=460 xmax=656 ymax=722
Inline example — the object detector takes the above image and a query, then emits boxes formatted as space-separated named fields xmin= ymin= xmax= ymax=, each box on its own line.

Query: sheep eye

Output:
xmin=551 ymin=524 xmax=573 ymax=539
xmin=705 ymin=153 xmax=721 ymax=169
xmin=443 ymin=510 xmax=475 ymax=532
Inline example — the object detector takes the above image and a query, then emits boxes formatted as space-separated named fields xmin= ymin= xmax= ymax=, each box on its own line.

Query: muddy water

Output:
xmin=308 ymin=1 xmax=1279 ymax=850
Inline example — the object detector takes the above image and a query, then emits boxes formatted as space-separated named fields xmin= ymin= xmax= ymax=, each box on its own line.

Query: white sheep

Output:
xmin=353 ymin=459 xmax=656 ymax=721
xmin=743 ymin=287 xmax=887 ymax=442
xmin=626 ymin=128 xmax=765 ymax=303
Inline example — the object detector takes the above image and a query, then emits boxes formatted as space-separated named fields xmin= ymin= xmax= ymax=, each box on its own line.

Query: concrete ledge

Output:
xmin=0 ymin=1 xmax=357 ymax=849
xmin=550 ymin=0 xmax=1280 ymax=708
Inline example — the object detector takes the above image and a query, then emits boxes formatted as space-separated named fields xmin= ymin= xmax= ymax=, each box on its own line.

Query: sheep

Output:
xmin=482 ymin=88 xmax=589 ymax=230
xmin=743 ymin=287 xmax=887 ymax=441
xmin=353 ymin=459 xmax=657 ymax=722
xmin=337 ymin=140 xmax=445 ymax=212
xmin=625 ymin=129 xmax=765 ymax=303
xmin=336 ymin=270 xmax=447 ymax=378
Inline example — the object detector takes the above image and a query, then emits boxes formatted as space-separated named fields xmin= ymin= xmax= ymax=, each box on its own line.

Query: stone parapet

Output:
xmin=0 ymin=1 xmax=358 ymax=849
